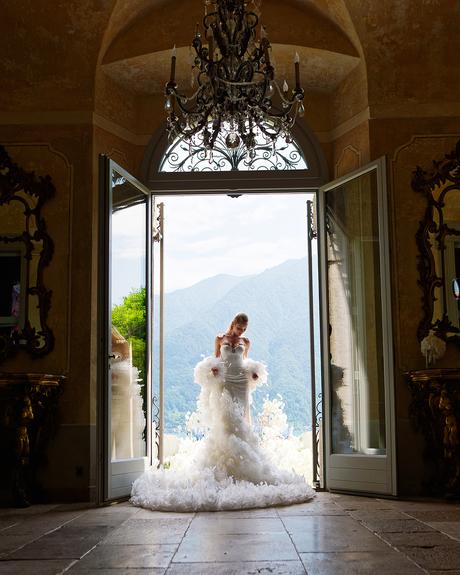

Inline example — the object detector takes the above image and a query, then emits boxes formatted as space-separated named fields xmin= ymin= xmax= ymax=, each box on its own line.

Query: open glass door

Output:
xmin=319 ymin=158 xmax=396 ymax=495
xmin=99 ymin=156 xmax=152 ymax=501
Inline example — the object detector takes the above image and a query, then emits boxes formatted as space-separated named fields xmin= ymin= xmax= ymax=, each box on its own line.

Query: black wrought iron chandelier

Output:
xmin=164 ymin=0 xmax=305 ymax=157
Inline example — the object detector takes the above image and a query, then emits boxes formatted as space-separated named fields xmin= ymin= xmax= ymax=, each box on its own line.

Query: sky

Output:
xmin=111 ymin=193 xmax=316 ymax=305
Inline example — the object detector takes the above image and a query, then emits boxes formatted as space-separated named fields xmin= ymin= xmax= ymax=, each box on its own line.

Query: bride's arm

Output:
xmin=212 ymin=336 xmax=222 ymax=377
xmin=243 ymin=337 xmax=250 ymax=358
xmin=244 ymin=339 xmax=258 ymax=380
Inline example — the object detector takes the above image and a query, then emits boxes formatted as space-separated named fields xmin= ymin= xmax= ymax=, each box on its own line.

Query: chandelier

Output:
xmin=164 ymin=0 xmax=305 ymax=157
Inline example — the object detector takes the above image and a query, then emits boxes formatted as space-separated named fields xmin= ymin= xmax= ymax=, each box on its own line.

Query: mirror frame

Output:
xmin=412 ymin=139 xmax=460 ymax=345
xmin=0 ymin=144 xmax=55 ymax=360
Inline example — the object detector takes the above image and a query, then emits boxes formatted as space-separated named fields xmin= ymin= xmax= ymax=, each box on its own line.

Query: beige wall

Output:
xmin=0 ymin=123 xmax=97 ymax=500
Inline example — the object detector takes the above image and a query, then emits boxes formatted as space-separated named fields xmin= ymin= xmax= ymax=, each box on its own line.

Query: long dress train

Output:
xmin=130 ymin=344 xmax=315 ymax=511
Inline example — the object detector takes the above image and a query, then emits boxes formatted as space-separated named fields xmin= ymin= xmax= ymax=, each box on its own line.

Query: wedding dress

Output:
xmin=130 ymin=343 xmax=315 ymax=511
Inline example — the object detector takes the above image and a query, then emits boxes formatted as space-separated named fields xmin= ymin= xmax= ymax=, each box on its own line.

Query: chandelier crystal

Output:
xmin=165 ymin=0 xmax=305 ymax=155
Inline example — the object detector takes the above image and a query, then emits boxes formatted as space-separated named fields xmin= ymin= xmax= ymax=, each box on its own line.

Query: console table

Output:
xmin=0 ymin=373 xmax=65 ymax=506
xmin=406 ymin=368 xmax=460 ymax=498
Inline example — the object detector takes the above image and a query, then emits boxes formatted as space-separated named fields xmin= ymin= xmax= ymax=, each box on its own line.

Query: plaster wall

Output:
xmin=0 ymin=124 xmax=97 ymax=501
xmin=371 ymin=119 xmax=460 ymax=494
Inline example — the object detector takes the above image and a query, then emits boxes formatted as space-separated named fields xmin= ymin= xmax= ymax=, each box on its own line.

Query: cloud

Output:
xmin=110 ymin=193 xmax=316 ymax=296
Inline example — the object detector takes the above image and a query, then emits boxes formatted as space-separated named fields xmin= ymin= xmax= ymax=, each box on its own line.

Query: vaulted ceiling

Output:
xmin=100 ymin=0 xmax=361 ymax=96
xmin=1 ymin=1 xmax=459 ymax=118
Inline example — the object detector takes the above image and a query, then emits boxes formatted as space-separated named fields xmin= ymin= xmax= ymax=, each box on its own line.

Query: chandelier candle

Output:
xmin=164 ymin=0 xmax=305 ymax=154
xmin=294 ymin=52 xmax=300 ymax=91
xmin=170 ymin=45 xmax=177 ymax=84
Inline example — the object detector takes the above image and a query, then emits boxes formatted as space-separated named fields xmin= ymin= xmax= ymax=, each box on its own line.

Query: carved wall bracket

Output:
xmin=406 ymin=368 xmax=460 ymax=498
xmin=0 ymin=372 xmax=64 ymax=506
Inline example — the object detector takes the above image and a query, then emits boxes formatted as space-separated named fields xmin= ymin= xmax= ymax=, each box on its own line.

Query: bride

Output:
xmin=130 ymin=313 xmax=315 ymax=511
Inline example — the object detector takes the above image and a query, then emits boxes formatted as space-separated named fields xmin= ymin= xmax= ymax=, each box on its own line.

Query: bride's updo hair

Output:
xmin=227 ymin=313 xmax=248 ymax=333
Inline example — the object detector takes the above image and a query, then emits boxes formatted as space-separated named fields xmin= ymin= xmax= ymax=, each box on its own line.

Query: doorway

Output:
xmin=152 ymin=193 xmax=321 ymax=484
xmin=99 ymin=150 xmax=397 ymax=501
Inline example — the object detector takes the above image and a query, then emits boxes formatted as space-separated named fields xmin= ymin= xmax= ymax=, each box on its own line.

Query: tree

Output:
xmin=112 ymin=288 xmax=147 ymax=412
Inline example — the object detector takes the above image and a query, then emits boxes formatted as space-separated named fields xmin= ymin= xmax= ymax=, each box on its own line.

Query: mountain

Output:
xmin=154 ymin=257 xmax=319 ymax=435
xmin=155 ymin=273 xmax=248 ymax=334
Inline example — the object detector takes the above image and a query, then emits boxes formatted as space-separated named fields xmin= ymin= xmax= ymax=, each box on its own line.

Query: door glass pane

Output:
xmin=110 ymin=170 xmax=147 ymax=461
xmin=326 ymin=169 xmax=386 ymax=455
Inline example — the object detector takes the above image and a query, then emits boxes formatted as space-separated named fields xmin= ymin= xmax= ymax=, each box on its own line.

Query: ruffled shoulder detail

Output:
xmin=194 ymin=355 xmax=226 ymax=386
xmin=245 ymin=358 xmax=268 ymax=391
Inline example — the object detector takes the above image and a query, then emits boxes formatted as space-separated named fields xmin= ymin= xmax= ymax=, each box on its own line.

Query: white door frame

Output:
xmin=318 ymin=157 xmax=397 ymax=495
xmin=98 ymin=156 xmax=153 ymax=502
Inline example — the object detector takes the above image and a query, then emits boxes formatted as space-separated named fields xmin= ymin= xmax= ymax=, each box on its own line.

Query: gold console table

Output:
xmin=0 ymin=373 xmax=65 ymax=506
xmin=406 ymin=368 xmax=460 ymax=498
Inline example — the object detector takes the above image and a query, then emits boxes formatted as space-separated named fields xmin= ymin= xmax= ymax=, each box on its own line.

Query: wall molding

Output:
xmin=334 ymin=144 xmax=361 ymax=177
xmin=2 ymin=109 xmax=460 ymax=150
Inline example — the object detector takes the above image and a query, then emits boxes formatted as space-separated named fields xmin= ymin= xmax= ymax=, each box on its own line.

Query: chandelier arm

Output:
xmin=255 ymin=118 xmax=284 ymax=139
xmin=274 ymin=80 xmax=305 ymax=105
xmin=218 ymin=72 xmax=265 ymax=87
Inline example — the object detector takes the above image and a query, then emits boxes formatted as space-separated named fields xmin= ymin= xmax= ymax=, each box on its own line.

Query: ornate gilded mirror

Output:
xmin=413 ymin=139 xmax=460 ymax=345
xmin=0 ymin=145 xmax=55 ymax=360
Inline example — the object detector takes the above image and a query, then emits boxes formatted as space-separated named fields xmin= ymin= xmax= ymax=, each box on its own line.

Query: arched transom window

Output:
xmin=159 ymin=122 xmax=308 ymax=173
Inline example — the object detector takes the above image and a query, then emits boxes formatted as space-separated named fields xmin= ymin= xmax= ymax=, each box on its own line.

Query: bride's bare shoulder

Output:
xmin=242 ymin=337 xmax=250 ymax=345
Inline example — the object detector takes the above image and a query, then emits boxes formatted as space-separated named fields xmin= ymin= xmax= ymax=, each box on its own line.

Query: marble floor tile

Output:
xmin=0 ymin=520 xmax=19 ymax=532
xmin=165 ymin=561 xmax=307 ymax=574
xmin=401 ymin=544 xmax=460 ymax=570
xmin=277 ymin=502 xmax=346 ymax=516
xmin=102 ymin=517 xmax=192 ymax=545
xmin=196 ymin=508 xmax=279 ymax=518
xmin=427 ymin=521 xmax=460 ymax=541
xmin=6 ymin=524 xmax=111 ymax=559
xmin=174 ymin=532 xmax=299 ymax=562
xmin=380 ymin=531 xmax=456 ymax=548
xmin=69 ymin=569 xmax=165 ymax=575
xmin=65 ymin=510 xmax=135 ymax=527
xmin=74 ymin=543 xmax=177 ymax=569
xmin=406 ymin=510 xmax=460 ymax=523
xmin=299 ymin=551 xmax=425 ymax=575
xmin=360 ymin=518 xmax=436 ymax=533
xmin=132 ymin=508 xmax=195 ymax=520
xmin=282 ymin=516 xmax=390 ymax=552
xmin=348 ymin=509 xmax=412 ymax=521
xmin=0 ymin=559 xmax=73 ymax=575
xmin=0 ymin=505 xmax=59 ymax=517
xmin=187 ymin=516 xmax=285 ymax=534
xmin=387 ymin=500 xmax=460 ymax=512
xmin=4 ymin=511 xmax=85 ymax=536
xmin=332 ymin=496 xmax=396 ymax=511
xmin=0 ymin=533 xmax=41 ymax=556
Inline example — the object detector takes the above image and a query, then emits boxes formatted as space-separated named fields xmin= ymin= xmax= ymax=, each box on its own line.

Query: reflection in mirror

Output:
xmin=0 ymin=249 xmax=25 ymax=331
xmin=0 ymin=145 xmax=55 ymax=360
xmin=413 ymin=139 xmax=460 ymax=344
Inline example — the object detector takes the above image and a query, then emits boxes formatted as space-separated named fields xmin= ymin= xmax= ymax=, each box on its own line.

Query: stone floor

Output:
xmin=1 ymin=493 xmax=460 ymax=574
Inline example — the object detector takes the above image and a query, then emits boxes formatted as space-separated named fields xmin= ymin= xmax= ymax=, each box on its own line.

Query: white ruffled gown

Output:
xmin=130 ymin=343 xmax=315 ymax=511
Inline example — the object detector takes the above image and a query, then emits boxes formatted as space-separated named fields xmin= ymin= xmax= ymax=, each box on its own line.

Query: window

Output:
xmin=159 ymin=123 xmax=308 ymax=172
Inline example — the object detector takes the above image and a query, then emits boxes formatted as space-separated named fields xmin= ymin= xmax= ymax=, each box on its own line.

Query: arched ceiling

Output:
xmin=1 ymin=0 xmax=458 ymax=118
xmin=100 ymin=0 xmax=361 ymax=96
